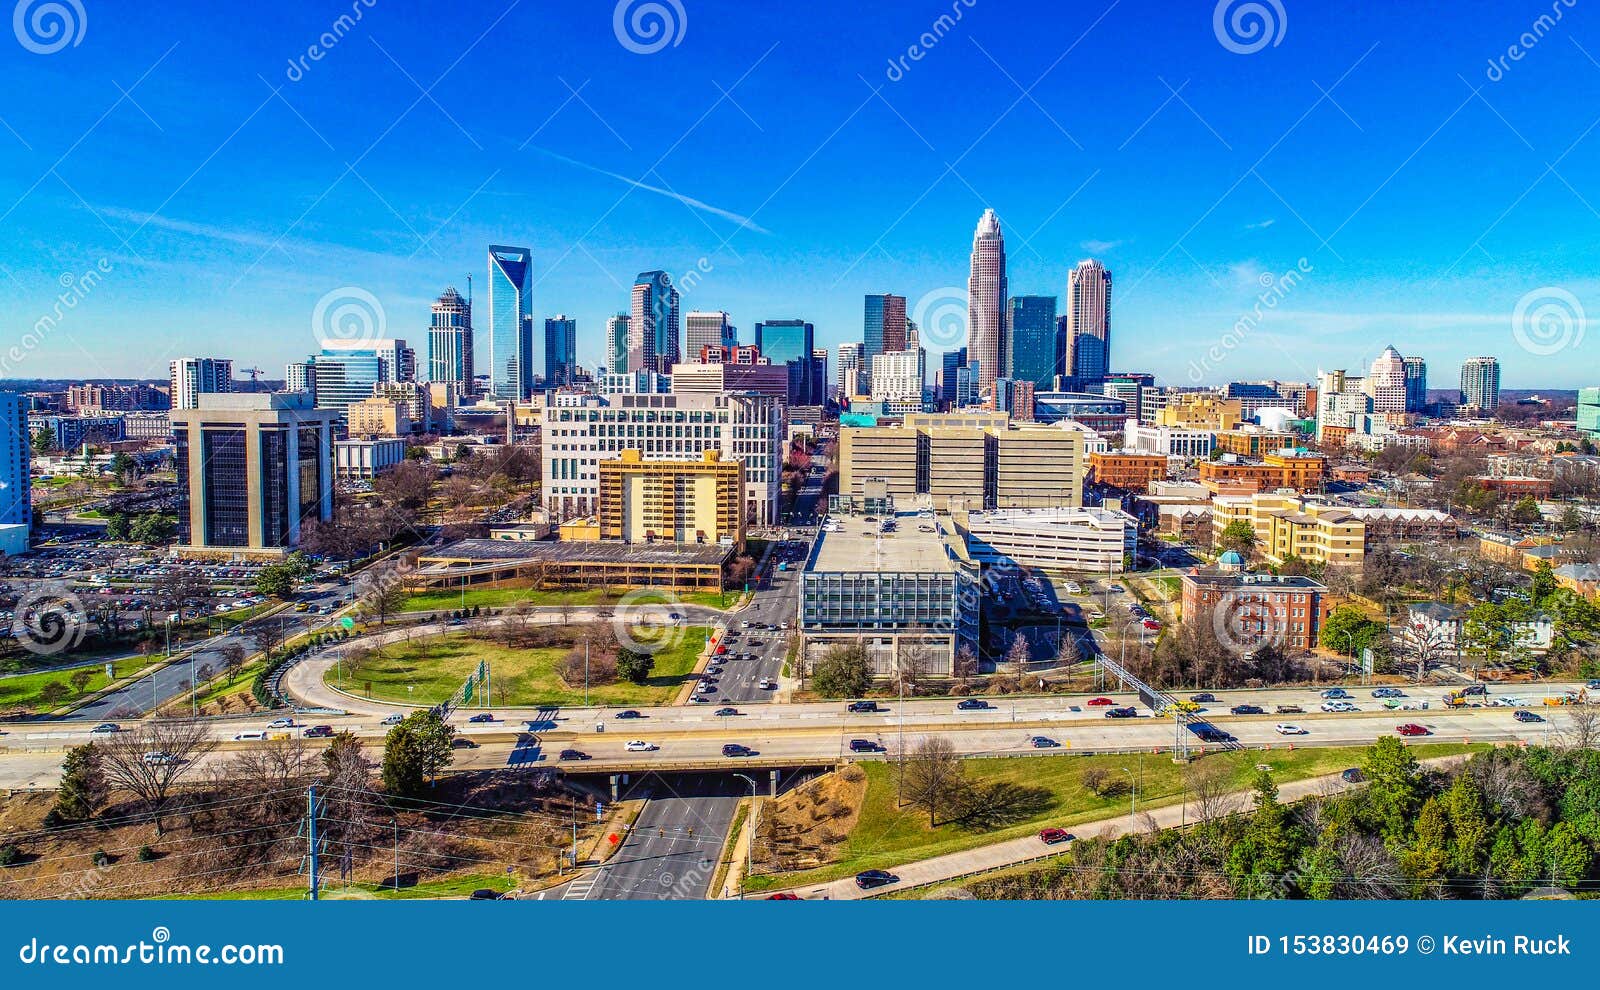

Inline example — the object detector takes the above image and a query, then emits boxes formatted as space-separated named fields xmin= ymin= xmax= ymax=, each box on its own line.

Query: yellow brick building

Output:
xmin=598 ymin=449 xmax=746 ymax=548
xmin=1212 ymin=493 xmax=1365 ymax=569
xmin=1157 ymin=393 xmax=1242 ymax=432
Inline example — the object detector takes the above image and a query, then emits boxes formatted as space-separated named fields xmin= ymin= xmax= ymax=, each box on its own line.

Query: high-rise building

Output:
xmin=1403 ymin=357 xmax=1427 ymax=414
xmin=1367 ymin=345 xmax=1408 ymax=414
xmin=170 ymin=393 xmax=337 ymax=553
xmin=862 ymin=293 xmax=907 ymax=389
xmin=0 ymin=392 xmax=31 ymax=555
xmin=487 ymin=245 xmax=534 ymax=400
xmin=870 ymin=348 xmax=926 ymax=407
xmin=1006 ymin=295 xmax=1057 ymax=387
xmin=544 ymin=315 xmax=577 ymax=387
xmin=598 ymin=448 xmax=746 ymax=547
xmin=685 ymin=311 xmax=737 ymax=358
xmin=1459 ymin=356 xmax=1501 ymax=412
xmin=939 ymin=347 xmax=968 ymax=406
xmin=169 ymin=358 xmax=234 ymax=410
xmin=837 ymin=342 xmax=863 ymax=401
xmin=1577 ymin=387 xmax=1599 ymax=440
xmin=427 ymin=286 xmax=473 ymax=391
xmin=605 ymin=313 xmax=629 ymax=375
xmin=967 ymin=209 xmax=1007 ymax=395
xmin=906 ymin=321 xmax=920 ymax=351
xmin=322 ymin=338 xmax=414 ymax=383
xmin=812 ymin=347 xmax=829 ymax=408
xmin=630 ymin=270 xmax=681 ymax=375
xmin=755 ymin=319 xmax=817 ymax=406
xmin=1064 ymin=259 xmax=1111 ymax=386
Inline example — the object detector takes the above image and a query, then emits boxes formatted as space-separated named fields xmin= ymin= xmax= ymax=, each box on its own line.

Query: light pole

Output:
xmin=391 ymin=817 xmax=399 ymax=890
xmin=732 ymin=773 xmax=758 ymax=899
xmin=1121 ymin=767 xmax=1136 ymax=819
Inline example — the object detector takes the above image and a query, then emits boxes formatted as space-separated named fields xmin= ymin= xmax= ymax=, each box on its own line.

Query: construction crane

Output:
xmin=239 ymin=367 xmax=266 ymax=391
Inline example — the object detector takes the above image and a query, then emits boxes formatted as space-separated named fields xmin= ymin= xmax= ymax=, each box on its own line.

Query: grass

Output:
xmin=155 ymin=873 xmax=518 ymax=900
xmin=330 ymin=627 xmax=710 ymax=707
xmin=0 ymin=657 xmax=157 ymax=713
xmin=742 ymin=742 xmax=1488 ymax=892
xmin=399 ymin=587 xmax=732 ymax=613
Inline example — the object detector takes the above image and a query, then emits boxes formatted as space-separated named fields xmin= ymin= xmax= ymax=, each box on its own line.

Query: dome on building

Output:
xmin=1217 ymin=550 xmax=1245 ymax=571
xmin=1255 ymin=407 xmax=1296 ymax=432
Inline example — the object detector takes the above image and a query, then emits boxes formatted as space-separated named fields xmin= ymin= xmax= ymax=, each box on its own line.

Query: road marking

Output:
xmin=562 ymin=874 xmax=599 ymax=900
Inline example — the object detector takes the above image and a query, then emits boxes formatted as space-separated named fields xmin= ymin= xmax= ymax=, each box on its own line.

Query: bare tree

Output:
xmin=897 ymin=735 xmax=968 ymax=826
xmin=1184 ymin=760 xmax=1238 ymax=835
xmin=97 ymin=719 xmax=218 ymax=835
xmin=1560 ymin=705 xmax=1599 ymax=752
xmin=356 ymin=562 xmax=410 ymax=627
xmin=218 ymin=643 xmax=247 ymax=684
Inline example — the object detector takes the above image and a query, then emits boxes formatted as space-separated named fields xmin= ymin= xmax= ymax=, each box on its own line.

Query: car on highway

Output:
xmin=848 ymin=738 xmax=881 ymax=753
xmin=1396 ymin=723 xmax=1430 ymax=737
xmin=1588 ymin=679 xmax=1600 ymax=690
xmin=142 ymin=751 xmax=177 ymax=766
xmin=624 ymin=740 xmax=656 ymax=752
xmin=1030 ymin=736 xmax=1059 ymax=748
xmin=1189 ymin=693 xmax=1216 ymax=704
xmin=847 ymin=701 xmax=883 ymax=713
xmin=1513 ymin=709 xmax=1545 ymax=723
xmin=1320 ymin=688 xmax=1352 ymax=700
xmin=451 ymin=737 xmax=479 ymax=749
xmin=381 ymin=714 xmax=404 ymax=726
xmin=1274 ymin=723 xmax=1307 ymax=735
xmin=558 ymin=749 xmax=590 ymax=761
xmin=90 ymin=723 xmax=121 ymax=734
xmin=468 ymin=888 xmax=504 ymax=900
xmin=303 ymin=725 xmax=334 ymax=738
xmin=1371 ymin=687 xmax=1405 ymax=699
xmin=722 ymin=744 xmax=753 ymax=758
xmin=615 ymin=710 xmax=644 ymax=720
xmin=1038 ymin=827 xmax=1072 ymax=844
xmin=1191 ymin=724 xmax=1234 ymax=743
xmin=854 ymin=869 xmax=899 ymax=890
xmin=1320 ymin=701 xmax=1359 ymax=713
xmin=714 ymin=707 xmax=740 ymax=717
xmin=1104 ymin=706 xmax=1138 ymax=719
xmin=956 ymin=698 xmax=990 ymax=711
xmin=468 ymin=713 xmax=497 ymax=723
xmin=1230 ymin=704 xmax=1265 ymax=715
xmin=266 ymin=717 xmax=296 ymax=729
xmin=1085 ymin=697 xmax=1115 ymax=706
xmin=1275 ymin=705 xmax=1304 ymax=715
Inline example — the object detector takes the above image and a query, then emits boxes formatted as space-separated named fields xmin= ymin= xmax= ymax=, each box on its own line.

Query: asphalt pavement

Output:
xmin=579 ymin=774 xmax=744 ymax=900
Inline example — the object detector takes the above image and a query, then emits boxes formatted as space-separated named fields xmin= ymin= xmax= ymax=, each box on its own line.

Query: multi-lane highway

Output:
xmin=570 ymin=775 xmax=745 ymax=900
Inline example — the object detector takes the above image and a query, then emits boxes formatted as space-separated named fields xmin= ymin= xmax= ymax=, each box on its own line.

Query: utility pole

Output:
xmin=391 ymin=817 xmax=399 ymax=891
xmin=307 ymin=784 xmax=320 ymax=901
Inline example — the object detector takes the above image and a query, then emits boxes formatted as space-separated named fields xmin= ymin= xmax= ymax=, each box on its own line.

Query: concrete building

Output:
xmin=346 ymin=397 xmax=413 ymax=437
xmin=1367 ymin=345 xmax=1409 ymax=414
xmin=967 ymin=210 xmax=1008 ymax=395
xmin=1123 ymin=421 xmax=1214 ymax=459
xmin=170 ymin=393 xmax=337 ymax=555
xmin=66 ymin=383 xmax=168 ymax=413
xmin=1459 ymin=356 xmax=1501 ymax=412
xmin=1211 ymin=493 xmax=1365 ymax=569
xmin=1197 ymin=451 xmax=1328 ymax=495
xmin=957 ymin=504 xmax=1136 ymax=574
xmin=428 ymin=286 xmax=474 ymax=392
xmin=1214 ymin=428 xmax=1299 ymax=457
xmin=0 ymin=393 xmax=31 ymax=555
xmin=335 ymin=436 xmax=407 ymax=480
xmin=371 ymin=381 xmax=435 ymax=433
xmin=669 ymin=362 xmax=789 ymax=404
xmin=598 ymin=448 xmax=745 ymax=548
xmin=685 ymin=310 xmax=737 ymax=358
xmin=1180 ymin=570 xmax=1331 ymax=652
xmin=169 ymin=357 xmax=233 ymax=410
xmin=837 ymin=342 xmax=863 ymax=403
xmin=869 ymin=348 xmax=926 ymax=406
xmin=1157 ymin=393 xmax=1241 ymax=432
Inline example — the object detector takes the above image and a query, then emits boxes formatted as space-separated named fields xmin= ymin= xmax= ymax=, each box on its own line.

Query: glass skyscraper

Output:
xmin=629 ymin=271 xmax=680 ymax=374
xmin=428 ymin=286 xmax=473 ymax=391
xmin=544 ymin=315 xmax=577 ymax=387
xmin=605 ymin=313 xmax=629 ymax=376
xmin=755 ymin=319 xmax=817 ymax=405
xmin=1006 ymin=295 xmax=1057 ymax=387
xmin=862 ymin=293 xmax=907 ymax=390
xmin=1065 ymin=258 xmax=1111 ymax=386
xmin=487 ymin=245 xmax=534 ymax=400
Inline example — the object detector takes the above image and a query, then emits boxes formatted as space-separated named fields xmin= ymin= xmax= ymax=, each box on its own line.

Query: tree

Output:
xmin=218 ymin=643 xmax=248 ymax=683
xmin=1225 ymin=770 xmax=1301 ymax=898
xmin=1359 ymin=737 xmax=1422 ymax=844
xmin=1509 ymin=495 xmax=1542 ymax=526
xmin=1529 ymin=559 xmax=1558 ymax=607
xmin=69 ymin=668 xmax=94 ymax=694
xmin=107 ymin=452 xmax=136 ymax=485
xmin=810 ymin=640 xmax=872 ymax=698
xmin=97 ymin=719 xmax=217 ymax=834
xmin=129 ymin=513 xmax=177 ymax=545
xmin=1217 ymin=520 xmax=1257 ymax=557
xmin=37 ymin=681 xmax=70 ymax=707
xmin=104 ymin=512 xmax=131 ymax=541
xmin=381 ymin=710 xmax=454 ymax=798
xmin=356 ymin=564 xmax=408 ymax=627
xmin=616 ymin=647 xmax=655 ymax=685
xmin=51 ymin=744 xmax=107 ymax=823
xmin=897 ymin=735 xmax=968 ymax=826
xmin=254 ymin=564 xmax=296 ymax=600
xmin=249 ymin=621 xmax=284 ymax=661
xmin=152 ymin=567 xmax=210 ymax=620
xmin=31 ymin=427 xmax=54 ymax=454
xmin=1004 ymin=632 xmax=1030 ymax=687
xmin=1319 ymin=604 xmax=1386 ymax=658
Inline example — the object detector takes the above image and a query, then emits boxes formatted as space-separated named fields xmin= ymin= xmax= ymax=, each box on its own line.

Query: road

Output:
xmin=571 ymin=774 xmax=744 ymax=900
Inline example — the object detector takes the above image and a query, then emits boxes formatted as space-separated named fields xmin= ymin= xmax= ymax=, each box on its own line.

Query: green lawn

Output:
xmin=743 ymin=742 xmax=1487 ymax=892
xmin=0 ymin=657 xmax=156 ymax=713
xmin=400 ymin=587 xmax=732 ymax=613
xmin=330 ymin=628 xmax=709 ymax=707
xmin=155 ymin=873 xmax=518 ymax=900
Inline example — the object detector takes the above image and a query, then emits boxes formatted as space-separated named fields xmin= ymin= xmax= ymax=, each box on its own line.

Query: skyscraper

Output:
xmin=487 ymin=246 xmax=534 ymax=400
xmin=544 ymin=315 xmax=577 ymax=387
xmin=862 ymin=293 xmax=907 ymax=389
xmin=755 ymin=319 xmax=817 ymax=406
xmin=940 ymin=347 xmax=968 ymax=405
xmin=605 ymin=313 xmax=629 ymax=375
xmin=428 ymin=287 xmax=473 ymax=392
xmin=685 ymin=310 xmax=737 ymax=357
xmin=1459 ymin=356 xmax=1501 ymax=411
xmin=630 ymin=271 xmax=680 ymax=374
xmin=1006 ymin=295 xmax=1058 ymax=387
xmin=0 ymin=392 xmax=31 ymax=555
xmin=1065 ymin=259 xmax=1111 ymax=386
xmin=169 ymin=358 xmax=234 ymax=410
xmin=1403 ymin=356 xmax=1427 ymax=413
xmin=837 ymin=342 xmax=862 ymax=401
xmin=1367 ymin=345 xmax=1408 ymax=414
xmin=967 ymin=209 xmax=1007 ymax=395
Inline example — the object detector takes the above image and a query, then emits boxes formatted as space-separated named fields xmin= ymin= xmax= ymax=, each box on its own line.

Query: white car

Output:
xmin=624 ymin=740 xmax=656 ymax=752
xmin=1319 ymin=701 xmax=1358 ymax=713
xmin=1274 ymin=723 xmax=1307 ymax=735
xmin=381 ymin=714 xmax=404 ymax=725
xmin=266 ymin=717 xmax=296 ymax=729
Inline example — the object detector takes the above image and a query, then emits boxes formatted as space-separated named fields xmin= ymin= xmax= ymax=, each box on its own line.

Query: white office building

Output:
xmin=958 ymin=504 xmax=1137 ymax=574
xmin=169 ymin=357 xmax=233 ymax=410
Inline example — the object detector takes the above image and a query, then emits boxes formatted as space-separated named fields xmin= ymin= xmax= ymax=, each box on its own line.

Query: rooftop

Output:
xmin=418 ymin=539 xmax=730 ymax=567
xmin=810 ymin=510 xmax=959 ymax=574
xmin=1180 ymin=569 xmax=1328 ymax=592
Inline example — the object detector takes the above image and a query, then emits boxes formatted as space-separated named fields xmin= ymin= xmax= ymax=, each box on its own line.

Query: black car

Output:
xmin=854 ymin=869 xmax=898 ymax=890
xmin=303 ymin=725 xmax=334 ymax=738
xmin=1189 ymin=693 xmax=1216 ymax=703
xmin=451 ymin=737 xmax=479 ymax=749
xmin=615 ymin=710 xmax=644 ymax=719
xmin=1230 ymin=704 xmax=1265 ymax=715
xmin=714 ymin=707 xmax=740 ymax=717
xmin=848 ymin=738 xmax=880 ymax=753
xmin=1104 ymin=706 xmax=1138 ymax=719
xmin=1191 ymin=724 xmax=1234 ymax=743
xmin=468 ymin=713 xmax=496 ymax=723
xmin=722 ymin=744 xmax=753 ymax=757
xmin=1513 ymin=709 xmax=1545 ymax=723
xmin=468 ymin=888 xmax=503 ymax=900
xmin=558 ymin=749 xmax=590 ymax=761
xmin=956 ymin=698 xmax=990 ymax=711
xmin=1340 ymin=768 xmax=1365 ymax=784
xmin=847 ymin=701 xmax=882 ymax=713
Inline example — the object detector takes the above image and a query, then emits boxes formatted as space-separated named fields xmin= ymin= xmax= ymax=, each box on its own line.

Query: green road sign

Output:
xmin=341 ymin=617 xmax=355 ymax=630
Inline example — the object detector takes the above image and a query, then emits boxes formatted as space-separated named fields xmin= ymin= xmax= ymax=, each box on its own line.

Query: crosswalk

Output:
xmin=561 ymin=873 xmax=599 ymax=900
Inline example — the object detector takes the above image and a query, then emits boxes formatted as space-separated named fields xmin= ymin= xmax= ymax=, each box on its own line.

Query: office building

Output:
xmin=598 ymin=448 xmax=746 ymax=547
xmin=989 ymin=378 xmax=1035 ymax=421
xmin=1006 ymin=295 xmax=1058 ymax=386
xmin=1403 ymin=357 xmax=1427 ymax=414
xmin=0 ymin=393 xmax=31 ymax=555
xmin=346 ymin=397 xmax=413 ymax=437
xmin=669 ymin=361 xmax=789 ymax=403
xmin=544 ymin=315 xmax=577 ymax=387
xmin=335 ymin=436 xmax=406 ymax=480
xmin=322 ymin=338 xmax=414 ymax=383
xmin=169 ymin=358 xmax=233 ymax=410
xmin=1579 ymin=387 xmax=1600 ymax=440
xmin=1157 ymin=392 xmax=1242 ymax=432
xmin=1367 ymin=345 xmax=1408 ymax=414
xmin=428 ymin=286 xmax=474 ymax=391
xmin=862 ymin=293 xmax=907 ymax=385
xmin=605 ymin=313 xmax=630 ymax=375
xmin=958 ymin=504 xmax=1137 ymax=574
xmin=869 ymin=348 xmax=925 ymax=406
xmin=685 ymin=310 xmax=737 ymax=358
xmin=370 ymin=381 xmax=435 ymax=433
xmin=1459 ymin=356 xmax=1501 ymax=412
xmin=1122 ymin=421 xmax=1215 ymax=459
xmin=755 ymin=319 xmax=819 ymax=406
xmin=170 ymin=393 xmax=337 ymax=554
xmin=487 ymin=245 xmax=534 ymax=400
xmin=1214 ymin=428 xmax=1300 ymax=458
xmin=938 ymin=347 xmax=968 ymax=406
xmin=301 ymin=343 xmax=410 ymax=415
xmin=1064 ymin=259 xmax=1112 ymax=385
xmin=629 ymin=270 xmax=681 ymax=375
xmin=1180 ymin=571 xmax=1331 ymax=652
xmin=967 ymin=209 xmax=1008 ymax=395
xmin=1316 ymin=369 xmax=1372 ymax=443
xmin=1197 ymin=451 xmax=1328 ymax=495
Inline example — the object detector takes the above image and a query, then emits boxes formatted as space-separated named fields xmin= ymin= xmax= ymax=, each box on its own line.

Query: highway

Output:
xmin=571 ymin=775 xmax=744 ymax=900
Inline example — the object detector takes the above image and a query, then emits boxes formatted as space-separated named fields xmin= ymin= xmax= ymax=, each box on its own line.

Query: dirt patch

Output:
xmin=750 ymin=766 xmax=866 ymax=873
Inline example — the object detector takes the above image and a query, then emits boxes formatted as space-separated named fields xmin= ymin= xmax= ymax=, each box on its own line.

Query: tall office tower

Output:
xmin=685 ymin=310 xmax=737 ymax=357
xmin=170 ymin=393 xmax=338 ymax=551
xmin=0 ymin=392 xmax=31 ymax=554
xmin=1006 ymin=295 xmax=1058 ymax=386
xmin=428 ymin=286 xmax=474 ymax=391
xmin=169 ymin=358 xmax=234 ymax=410
xmin=1064 ymin=258 xmax=1111 ymax=386
xmin=906 ymin=321 xmax=920 ymax=351
xmin=1459 ymin=356 xmax=1501 ymax=412
xmin=870 ymin=348 xmax=926 ymax=404
xmin=487 ymin=245 xmax=534 ymax=400
xmin=812 ymin=347 xmax=829 ymax=407
xmin=940 ymin=347 xmax=968 ymax=405
xmin=754 ymin=319 xmax=817 ymax=405
xmin=1367 ymin=345 xmax=1408 ymax=414
xmin=629 ymin=270 xmax=681 ymax=374
xmin=544 ymin=315 xmax=577 ymax=387
xmin=605 ymin=313 xmax=630 ymax=376
xmin=837 ymin=342 xmax=862 ymax=401
xmin=1403 ymin=356 xmax=1427 ymax=413
xmin=1055 ymin=315 xmax=1071 ymax=387
xmin=323 ymin=338 xmax=414 ymax=383
xmin=862 ymin=293 xmax=907 ymax=388
xmin=967 ymin=209 xmax=1008 ymax=395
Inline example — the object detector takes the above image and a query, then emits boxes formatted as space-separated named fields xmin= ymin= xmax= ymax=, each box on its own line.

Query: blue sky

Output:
xmin=1 ymin=0 xmax=1598 ymax=388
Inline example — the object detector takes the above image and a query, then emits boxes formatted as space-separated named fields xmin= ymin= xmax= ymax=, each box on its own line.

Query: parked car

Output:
xmin=1230 ymin=704 xmax=1265 ymax=715
xmin=1038 ymin=827 xmax=1072 ymax=845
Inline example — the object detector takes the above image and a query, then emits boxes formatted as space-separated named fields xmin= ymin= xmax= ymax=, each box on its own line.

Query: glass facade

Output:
xmin=202 ymin=428 xmax=249 ymax=547
xmin=488 ymin=246 xmax=534 ymax=399
xmin=1006 ymin=295 xmax=1057 ymax=386
xmin=754 ymin=319 xmax=816 ymax=405
xmin=544 ymin=316 xmax=577 ymax=386
xmin=261 ymin=428 xmax=290 ymax=547
xmin=298 ymin=426 xmax=323 ymax=530
xmin=173 ymin=425 xmax=190 ymax=544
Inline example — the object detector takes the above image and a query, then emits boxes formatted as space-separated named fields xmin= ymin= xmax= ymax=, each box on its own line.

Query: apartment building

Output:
xmin=1180 ymin=570 xmax=1331 ymax=652
xmin=1212 ymin=493 xmax=1365 ymax=569
xmin=346 ymin=397 xmax=413 ymax=437
xmin=1214 ymin=428 xmax=1299 ymax=458
xmin=1197 ymin=451 xmax=1328 ymax=495
xmin=597 ymin=448 xmax=745 ymax=548
xmin=1088 ymin=451 xmax=1168 ymax=493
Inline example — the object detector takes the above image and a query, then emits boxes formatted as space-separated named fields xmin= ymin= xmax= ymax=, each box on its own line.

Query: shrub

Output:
xmin=137 ymin=845 xmax=156 ymax=863
xmin=0 ymin=843 xmax=21 ymax=867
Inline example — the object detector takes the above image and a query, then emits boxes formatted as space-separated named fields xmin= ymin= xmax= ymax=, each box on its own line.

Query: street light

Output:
xmin=731 ymin=773 xmax=759 ymax=900
xmin=1121 ymin=767 xmax=1136 ymax=819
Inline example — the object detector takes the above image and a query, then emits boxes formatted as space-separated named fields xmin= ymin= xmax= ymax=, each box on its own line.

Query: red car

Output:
xmin=1038 ymin=827 xmax=1072 ymax=845
xmin=1396 ymin=723 xmax=1430 ymax=737
xmin=765 ymin=893 xmax=800 ymax=900
xmin=1085 ymin=697 xmax=1115 ymax=706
